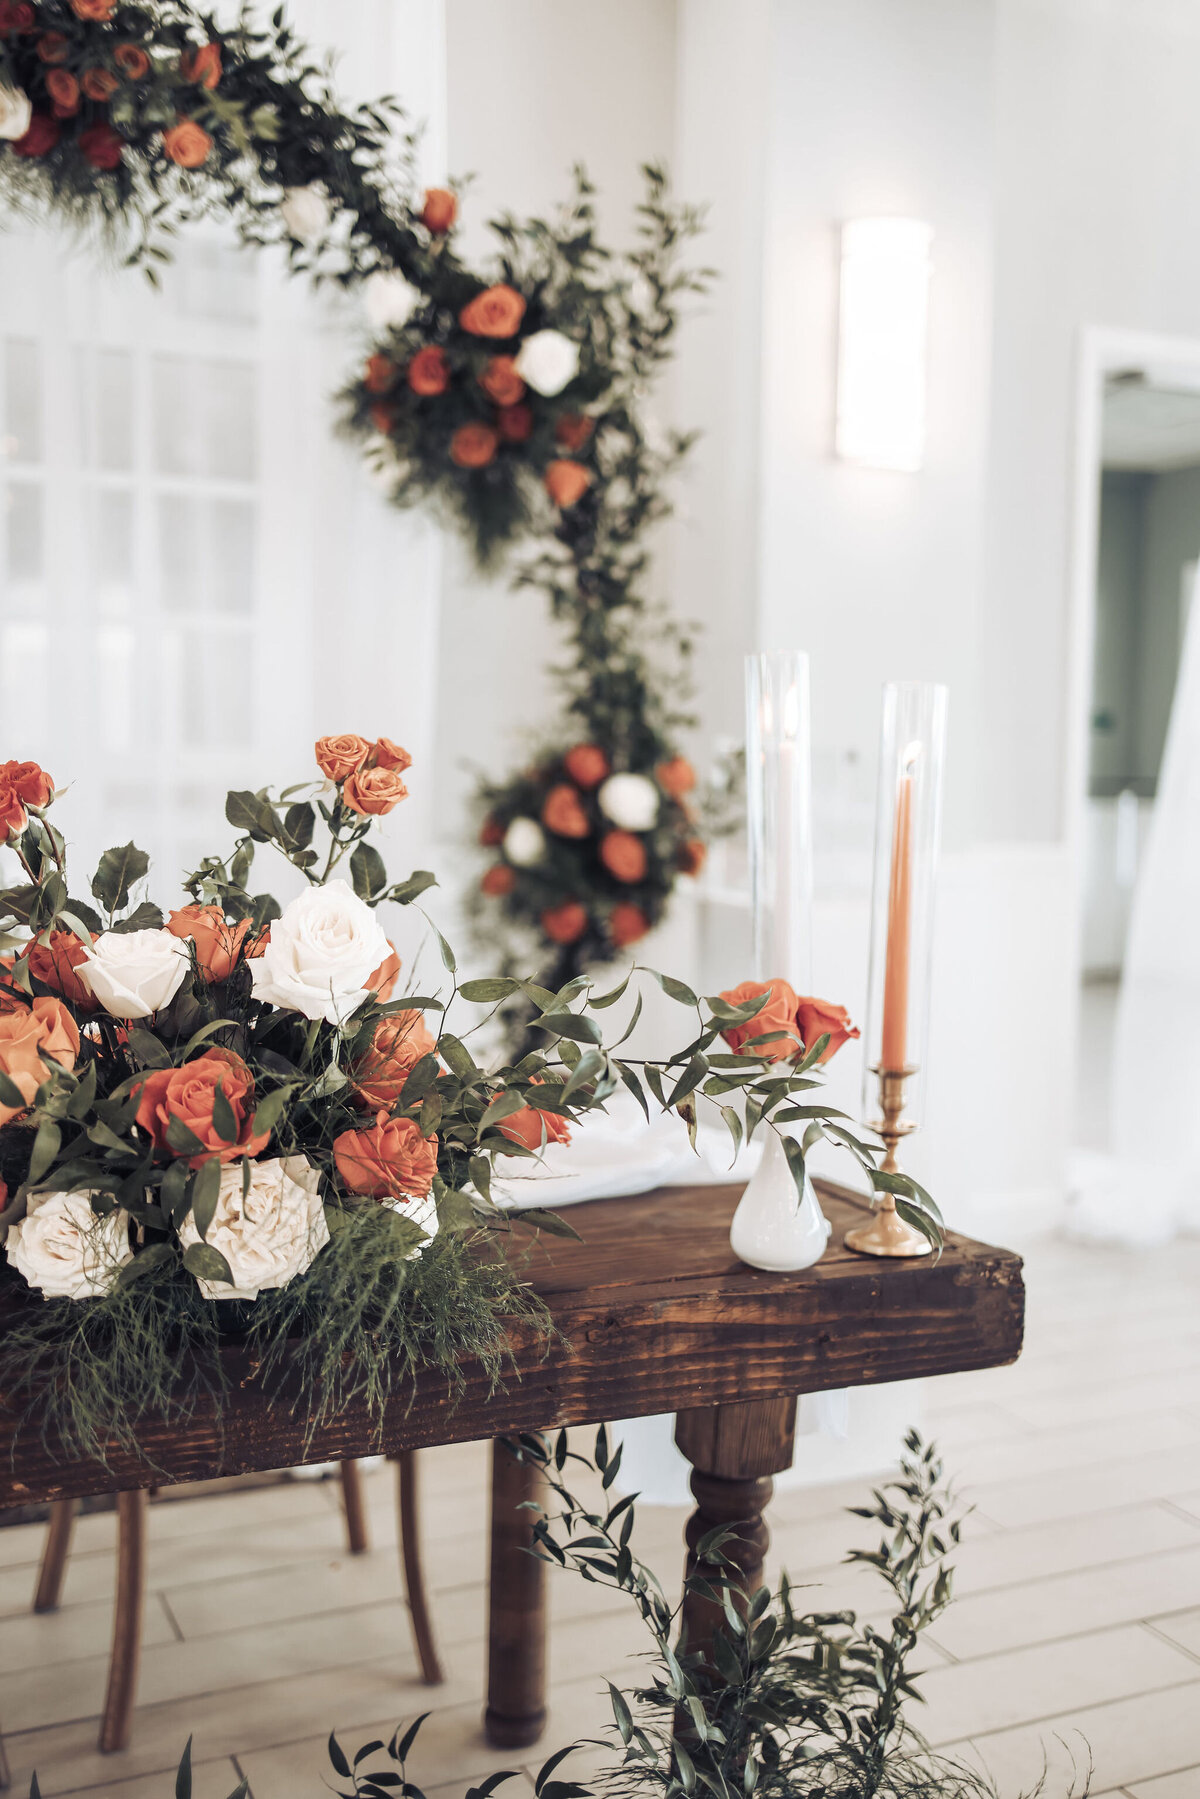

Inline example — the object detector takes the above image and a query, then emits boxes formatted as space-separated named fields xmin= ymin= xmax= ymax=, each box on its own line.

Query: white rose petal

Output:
xmin=79 ymin=928 xmax=191 ymax=1021
xmin=364 ymin=269 xmax=417 ymax=331
xmin=514 ymin=329 xmax=580 ymax=397
xmin=598 ymin=773 xmax=659 ymax=833
xmin=6 ymin=1191 xmax=133 ymax=1301
xmin=383 ymin=1188 xmax=440 ymax=1260
xmin=250 ymin=878 xmax=391 ymax=1027
xmin=281 ymin=184 xmax=331 ymax=244
xmin=502 ymin=817 xmax=546 ymax=868
xmin=0 ymin=86 xmax=32 ymax=143
xmin=179 ymin=1156 xmax=330 ymax=1301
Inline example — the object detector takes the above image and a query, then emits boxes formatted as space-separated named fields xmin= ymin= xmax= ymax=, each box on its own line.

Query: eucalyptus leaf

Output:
xmin=182 ymin=1241 xmax=234 ymax=1286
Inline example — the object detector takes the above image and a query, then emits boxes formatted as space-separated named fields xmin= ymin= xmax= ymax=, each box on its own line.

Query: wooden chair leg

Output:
xmin=339 ymin=1460 xmax=370 ymax=1555
xmin=484 ymin=1435 xmax=547 ymax=1749
xmin=99 ymin=1489 xmax=147 ymax=1755
xmin=393 ymin=1450 xmax=443 ymax=1686
xmin=33 ymin=1498 xmax=78 ymax=1613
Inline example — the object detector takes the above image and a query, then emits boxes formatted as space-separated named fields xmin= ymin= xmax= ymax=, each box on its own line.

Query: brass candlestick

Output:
xmin=844 ymin=1065 xmax=932 ymax=1257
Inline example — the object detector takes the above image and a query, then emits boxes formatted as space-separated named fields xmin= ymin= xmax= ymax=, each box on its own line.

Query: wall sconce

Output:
xmin=835 ymin=217 xmax=933 ymax=473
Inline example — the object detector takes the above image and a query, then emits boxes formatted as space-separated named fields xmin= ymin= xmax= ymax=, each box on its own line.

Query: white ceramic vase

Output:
xmin=729 ymin=1128 xmax=831 ymax=1272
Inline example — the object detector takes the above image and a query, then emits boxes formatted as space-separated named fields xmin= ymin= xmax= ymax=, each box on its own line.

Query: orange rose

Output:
xmin=450 ymin=422 xmax=498 ymax=469
xmin=162 ymin=119 xmax=212 ymax=168
xmin=334 ymin=1111 xmax=438 ymax=1200
xmin=407 ymin=345 xmax=449 ymax=396
xmin=23 ymin=930 xmax=98 ymax=1010
xmin=0 ymin=998 xmax=80 ymax=1125
xmin=180 ymin=43 xmax=221 ymax=89
xmin=367 ymin=942 xmax=401 ymax=1001
xmin=80 ymin=121 xmax=123 ymax=168
xmin=351 ymin=1012 xmax=436 ymax=1111
xmin=479 ymin=814 xmax=504 ymax=848
xmin=718 ymin=978 xmax=802 ymax=1063
xmin=544 ymin=459 xmax=592 ymax=509
xmin=497 ymin=403 xmax=532 ymax=443
xmin=795 ymin=996 xmax=860 ymax=1065
xmin=37 ymin=32 xmax=68 ymax=61
xmin=114 ymin=43 xmax=150 ymax=78
xmin=316 ymin=733 xmax=370 ymax=781
xmin=459 ymin=284 xmax=526 ymax=339
xmin=481 ymin=863 xmax=516 ymax=897
xmin=600 ymin=830 xmax=647 ymax=884
xmin=554 ymin=414 xmax=594 ymax=452
xmin=541 ymin=901 xmax=587 ymax=945
xmin=541 ymin=784 xmax=590 ymax=840
xmin=364 ymin=353 xmax=396 ymax=395
xmin=678 ymin=838 xmax=706 ymax=877
xmin=420 ymin=187 xmax=457 ymax=233
xmin=370 ymin=737 xmax=411 ymax=773
xmin=609 ymin=902 xmax=649 ymax=948
xmin=480 ymin=356 xmax=525 ymax=406
xmin=46 ymin=68 xmax=79 ymax=115
xmin=0 ymin=760 xmax=53 ymax=807
xmin=71 ymin=0 xmax=116 ymax=17
xmin=499 ymin=1096 xmax=572 ymax=1152
xmin=134 ymin=1047 xmax=269 ymax=1166
xmin=656 ymin=756 xmax=696 ymax=799
xmin=0 ymin=785 xmax=26 ymax=840
xmin=564 ymin=745 xmax=609 ymax=789
xmin=343 ymin=764 xmax=408 ymax=817
xmin=166 ymin=906 xmax=251 ymax=984
xmin=81 ymin=66 xmax=119 ymax=100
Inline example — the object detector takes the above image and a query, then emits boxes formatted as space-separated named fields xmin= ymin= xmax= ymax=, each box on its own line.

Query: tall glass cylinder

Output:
xmin=745 ymin=652 xmax=814 ymax=991
xmin=861 ymin=682 xmax=947 ymax=1127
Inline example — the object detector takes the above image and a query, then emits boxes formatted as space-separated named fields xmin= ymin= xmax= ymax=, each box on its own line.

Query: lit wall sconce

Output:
xmin=835 ymin=217 xmax=933 ymax=473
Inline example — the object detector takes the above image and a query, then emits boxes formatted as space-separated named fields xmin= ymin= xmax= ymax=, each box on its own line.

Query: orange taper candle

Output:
xmin=880 ymin=754 xmax=915 ymax=1070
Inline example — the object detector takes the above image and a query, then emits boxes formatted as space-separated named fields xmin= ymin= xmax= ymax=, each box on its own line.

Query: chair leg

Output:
xmin=339 ymin=1460 xmax=370 ymax=1555
xmin=394 ymin=1451 xmax=443 ymax=1685
xmin=33 ymin=1498 xmax=78 ymax=1613
xmin=99 ymin=1489 xmax=147 ymax=1755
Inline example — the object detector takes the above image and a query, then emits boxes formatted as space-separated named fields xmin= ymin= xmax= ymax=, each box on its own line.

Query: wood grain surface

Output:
xmin=0 ymin=1180 xmax=1024 ymax=1504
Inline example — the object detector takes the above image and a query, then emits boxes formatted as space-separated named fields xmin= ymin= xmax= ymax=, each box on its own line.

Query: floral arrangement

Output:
xmin=0 ymin=742 xmax=931 ymax=1466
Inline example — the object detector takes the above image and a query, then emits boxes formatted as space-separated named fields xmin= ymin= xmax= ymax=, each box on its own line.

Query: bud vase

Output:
xmin=729 ymin=1128 xmax=831 ymax=1272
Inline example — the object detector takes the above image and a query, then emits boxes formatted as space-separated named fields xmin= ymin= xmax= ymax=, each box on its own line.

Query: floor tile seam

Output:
xmin=1138 ymin=1618 xmax=1200 ymax=1669
xmin=930 ymin=1672 xmax=1200 ymax=1749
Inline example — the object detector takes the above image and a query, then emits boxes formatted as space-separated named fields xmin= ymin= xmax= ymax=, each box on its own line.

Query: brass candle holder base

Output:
xmin=844 ymin=1064 xmax=932 ymax=1259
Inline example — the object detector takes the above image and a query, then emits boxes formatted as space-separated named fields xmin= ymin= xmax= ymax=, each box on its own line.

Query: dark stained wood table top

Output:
xmin=0 ymin=1180 xmax=1024 ymax=1504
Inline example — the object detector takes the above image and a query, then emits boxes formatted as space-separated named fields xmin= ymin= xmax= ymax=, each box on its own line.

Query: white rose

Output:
xmin=514 ymin=329 xmax=580 ymax=397
xmin=79 ymin=928 xmax=191 ymax=1021
xmin=6 ymin=1191 xmax=133 ymax=1301
xmin=364 ymin=269 xmax=417 ymax=331
xmin=503 ymin=817 xmax=546 ymax=868
xmin=281 ymin=184 xmax=331 ymax=244
xmin=598 ymin=773 xmax=659 ymax=832
xmin=250 ymin=878 xmax=391 ymax=1027
xmin=0 ymin=86 xmax=32 ymax=143
xmin=384 ymin=1188 xmax=439 ymax=1260
xmin=179 ymin=1156 xmax=330 ymax=1301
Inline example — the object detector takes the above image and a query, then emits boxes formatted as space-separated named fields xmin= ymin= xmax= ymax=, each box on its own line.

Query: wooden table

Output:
xmin=0 ymin=1179 xmax=1024 ymax=1750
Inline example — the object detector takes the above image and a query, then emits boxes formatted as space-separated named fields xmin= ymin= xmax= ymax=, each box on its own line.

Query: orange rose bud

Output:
xmin=481 ymin=863 xmax=516 ymax=897
xmin=656 ymin=756 xmax=696 ymax=799
xmin=367 ymin=943 xmax=401 ymax=1001
xmin=718 ymin=978 xmax=802 ymax=1063
xmin=497 ymin=403 xmax=533 ymax=443
xmin=795 ymin=996 xmax=860 ymax=1065
xmin=0 ymin=997 xmax=78 ymax=1124
xmin=24 ymin=930 xmax=97 ymax=1010
xmin=0 ymin=760 xmax=53 ymax=807
xmin=499 ymin=1099 xmax=572 ymax=1152
xmin=563 ymin=744 xmax=609 ymax=789
xmin=81 ymin=67 xmax=119 ymax=100
xmin=114 ymin=44 xmax=150 ymax=79
xmin=351 ymin=1013 xmax=436 ymax=1111
xmin=541 ymin=901 xmax=588 ymax=945
xmin=334 ymin=1111 xmax=438 ymax=1200
xmin=600 ymin=830 xmax=647 ymax=884
xmin=479 ymin=814 xmax=504 ymax=848
xmin=459 ymin=284 xmax=526 ymax=339
xmin=135 ymin=1047 xmax=269 ymax=1167
xmin=678 ymin=838 xmax=706 ymax=877
xmin=315 ymin=733 xmax=371 ymax=781
xmin=181 ymin=42 xmax=221 ymax=89
xmin=364 ymin=353 xmax=396 ymax=395
xmin=369 ymin=401 xmax=396 ymax=435
xmin=162 ymin=118 xmax=212 ymax=168
xmin=450 ymin=421 xmax=498 ymax=469
xmin=554 ymin=413 xmax=594 ymax=452
xmin=166 ymin=905 xmax=251 ymax=984
xmin=370 ymin=737 xmax=411 ymax=773
xmin=609 ymin=902 xmax=650 ymax=948
xmin=46 ymin=69 xmax=79 ymax=115
xmin=0 ymin=785 xmax=26 ymax=839
xmin=541 ymin=783 xmax=590 ymax=840
xmin=407 ymin=345 xmax=449 ymax=396
xmin=544 ymin=459 xmax=592 ymax=509
xmin=420 ymin=187 xmax=457 ymax=233
xmin=479 ymin=356 xmax=525 ymax=406
xmin=343 ymin=765 xmax=408 ymax=817
xmin=71 ymin=0 xmax=116 ymax=17
xmin=37 ymin=32 xmax=69 ymax=61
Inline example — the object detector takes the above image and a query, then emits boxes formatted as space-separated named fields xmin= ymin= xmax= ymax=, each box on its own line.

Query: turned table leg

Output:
xmin=674 ymin=1396 xmax=797 ymax=1661
xmin=484 ymin=1435 xmax=547 ymax=1750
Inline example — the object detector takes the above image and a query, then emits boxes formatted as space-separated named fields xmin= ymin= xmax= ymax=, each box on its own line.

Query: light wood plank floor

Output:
xmin=2 ymin=1232 xmax=1199 ymax=1799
